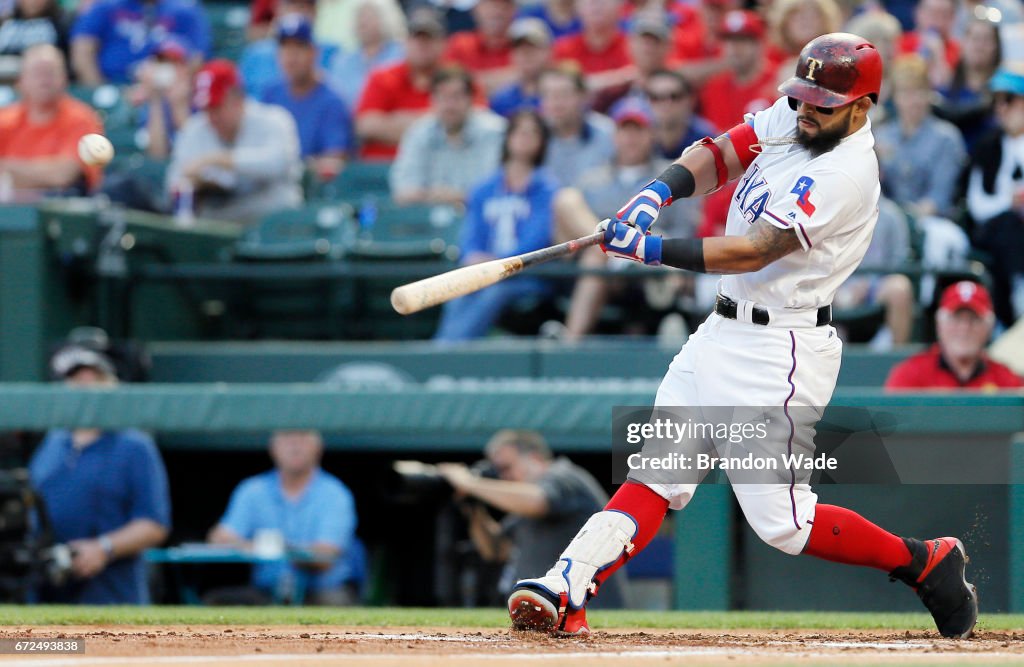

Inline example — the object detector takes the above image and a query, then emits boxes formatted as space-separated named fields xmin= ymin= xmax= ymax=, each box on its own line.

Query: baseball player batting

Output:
xmin=508 ymin=33 xmax=978 ymax=639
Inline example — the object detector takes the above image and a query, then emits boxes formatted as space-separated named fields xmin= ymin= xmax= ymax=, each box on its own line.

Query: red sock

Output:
xmin=804 ymin=504 xmax=912 ymax=571
xmin=592 ymin=482 xmax=669 ymax=589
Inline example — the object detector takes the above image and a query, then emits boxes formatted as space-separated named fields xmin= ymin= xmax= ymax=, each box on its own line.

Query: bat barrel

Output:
xmin=390 ymin=258 xmax=523 ymax=315
xmin=390 ymin=228 xmax=606 ymax=315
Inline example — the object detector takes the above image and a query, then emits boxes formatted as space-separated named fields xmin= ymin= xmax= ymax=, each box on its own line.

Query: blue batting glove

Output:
xmin=598 ymin=219 xmax=663 ymax=266
xmin=615 ymin=179 xmax=672 ymax=234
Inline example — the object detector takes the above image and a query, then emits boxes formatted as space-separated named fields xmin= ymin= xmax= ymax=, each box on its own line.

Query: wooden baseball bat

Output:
xmin=391 ymin=229 xmax=606 ymax=315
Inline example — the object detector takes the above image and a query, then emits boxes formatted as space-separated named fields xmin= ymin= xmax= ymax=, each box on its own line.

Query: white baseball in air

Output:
xmin=78 ymin=133 xmax=114 ymax=166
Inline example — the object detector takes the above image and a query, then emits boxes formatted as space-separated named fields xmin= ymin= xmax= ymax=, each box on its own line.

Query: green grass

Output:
xmin=0 ymin=606 xmax=1022 ymax=631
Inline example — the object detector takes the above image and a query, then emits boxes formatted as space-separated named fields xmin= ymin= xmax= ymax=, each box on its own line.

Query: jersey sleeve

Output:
xmin=760 ymin=168 xmax=862 ymax=251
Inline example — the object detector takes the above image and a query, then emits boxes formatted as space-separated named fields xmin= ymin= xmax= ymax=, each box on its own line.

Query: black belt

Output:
xmin=715 ymin=294 xmax=831 ymax=327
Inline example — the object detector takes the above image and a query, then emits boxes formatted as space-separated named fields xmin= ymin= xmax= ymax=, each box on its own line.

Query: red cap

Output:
xmin=939 ymin=281 xmax=994 ymax=318
xmin=193 ymin=59 xmax=240 ymax=110
xmin=610 ymin=97 xmax=654 ymax=127
xmin=719 ymin=10 xmax=765 ymax=39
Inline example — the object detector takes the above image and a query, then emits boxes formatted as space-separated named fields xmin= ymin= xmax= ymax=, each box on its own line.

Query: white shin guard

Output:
xmin=545 ymin=510 xmax=638 ymax=609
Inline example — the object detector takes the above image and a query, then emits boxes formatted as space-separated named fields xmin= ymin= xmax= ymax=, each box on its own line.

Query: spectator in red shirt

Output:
xmin=552 ymin=0 xmax=634 ymax=91
xmin=655 ymin=1 xmax=705 ymax=65
xmin=697 ymin=10 xmax=777 ymax=132
xmin=445 ymin=0 xmax=517 ymax=94
xmin=355 ymin=8 xmax=448 ymax=160
xmin=592 ymin=14 xmax=678 ymax=113
xmin=673 ymin=0 xmax=739 ymax=84
xmin=897 ymin=0 xmax=960 ymax=88
xmin=885 ymin=281 xmax=1023 ymax=390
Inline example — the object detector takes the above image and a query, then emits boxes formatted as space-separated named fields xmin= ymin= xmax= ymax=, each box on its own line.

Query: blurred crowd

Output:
xmin=0 ymin=0 xmax=1022 ymax=352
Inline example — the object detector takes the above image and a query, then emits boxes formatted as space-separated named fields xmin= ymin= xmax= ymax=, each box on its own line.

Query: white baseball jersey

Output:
xmin=628 ymin=97 xmax=883 ymax=550
xmin=719 ymin=96 xmax=881 ymax=310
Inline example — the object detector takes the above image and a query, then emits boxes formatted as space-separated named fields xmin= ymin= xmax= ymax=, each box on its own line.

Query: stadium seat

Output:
xmin=68 ymin=84 xmax=133 ymax=122
xmin=312 ymin=161 xmax=392 ymax=203
xmin=233 ymin=204 xmax=356 ymax=261
xmin=339 ymin=203 xmax=462 ymax=339
xmin=226 ymin=204 xmax=358 ymax=339
xmin=343 ymin=202 xmax=461 ymax=260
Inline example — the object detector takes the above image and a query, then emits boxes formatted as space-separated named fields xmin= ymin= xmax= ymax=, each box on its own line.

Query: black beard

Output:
xmin=795 ymin=113 xmax=851 ymax=157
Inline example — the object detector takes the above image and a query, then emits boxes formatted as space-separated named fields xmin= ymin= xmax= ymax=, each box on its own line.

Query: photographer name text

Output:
xmin=626 ymin=452 xmax=838 ymax=471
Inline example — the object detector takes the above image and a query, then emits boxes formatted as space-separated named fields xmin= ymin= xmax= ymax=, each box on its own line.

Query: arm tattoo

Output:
xmin=746 ymin=219 xmax=803 ymax=264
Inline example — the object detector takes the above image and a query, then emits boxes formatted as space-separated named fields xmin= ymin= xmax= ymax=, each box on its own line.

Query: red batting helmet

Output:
xmin=778 ymin=32 xmax=883 ymax=108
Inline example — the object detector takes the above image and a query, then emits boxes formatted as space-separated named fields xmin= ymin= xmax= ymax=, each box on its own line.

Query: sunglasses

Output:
xmin=647 ymin=91 xmax=687 ymax=102
xmin=788 ymin=96 xmax=837 ymax=115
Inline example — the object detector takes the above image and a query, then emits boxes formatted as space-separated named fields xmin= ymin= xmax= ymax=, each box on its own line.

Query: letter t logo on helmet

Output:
xmin=805 ymin=57 xmax=823 ymax=81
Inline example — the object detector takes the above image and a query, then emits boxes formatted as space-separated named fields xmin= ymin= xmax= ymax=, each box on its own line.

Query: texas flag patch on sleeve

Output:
xmin=790 ymin=176 xmax=816 ymax=216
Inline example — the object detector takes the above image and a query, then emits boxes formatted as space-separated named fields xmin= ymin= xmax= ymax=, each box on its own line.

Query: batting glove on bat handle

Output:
xmin=598 ymin=219 xmax=662 ymax=266
xmin=615 ymin=179 xmax=672 ymax=234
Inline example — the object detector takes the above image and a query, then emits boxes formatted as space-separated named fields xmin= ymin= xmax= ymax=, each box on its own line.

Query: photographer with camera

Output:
xmin=437 ymin=430 xmax=626 ymax=608
xmin=28 ymin=346 xmax=170 ymax=604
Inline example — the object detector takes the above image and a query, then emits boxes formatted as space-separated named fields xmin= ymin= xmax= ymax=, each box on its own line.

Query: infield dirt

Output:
xmin=0 ymin=625 xmax=1023 ymax=666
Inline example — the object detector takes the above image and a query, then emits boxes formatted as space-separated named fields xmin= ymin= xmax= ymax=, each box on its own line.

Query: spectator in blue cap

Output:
xmin=261 ymin=13 xmax=353 ymax=182
xmin=239 ymin=0 xmax=337 ymax=99
xmin=964 ymin=64 xmax=1024 ymax=326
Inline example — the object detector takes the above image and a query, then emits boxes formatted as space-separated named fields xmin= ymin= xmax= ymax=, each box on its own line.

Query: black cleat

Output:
xmin=890 ymin=537 xmax=978 ymax=639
